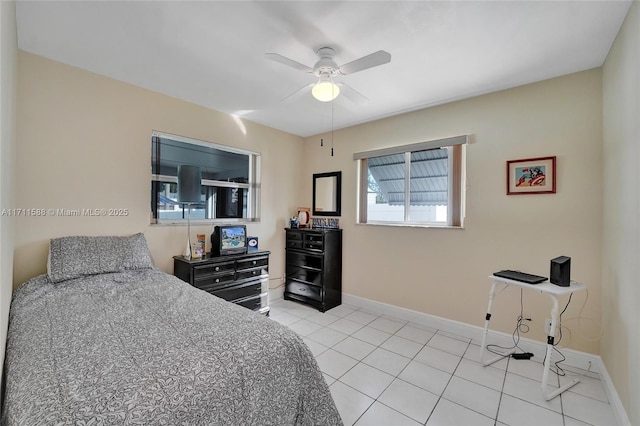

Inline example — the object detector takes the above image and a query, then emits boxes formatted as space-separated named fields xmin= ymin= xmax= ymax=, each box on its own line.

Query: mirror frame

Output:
xmin=312 ymin=171 xmax=342 ymax=217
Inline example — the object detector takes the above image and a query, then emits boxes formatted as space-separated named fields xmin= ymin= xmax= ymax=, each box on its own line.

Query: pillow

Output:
xmin=47 ymin=233 xmax=154 ymax=283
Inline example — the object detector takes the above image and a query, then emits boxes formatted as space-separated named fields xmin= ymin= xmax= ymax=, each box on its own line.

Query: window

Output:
xmin=151 ymin=132 xmax=261 ymax=224
xmin=354 ymin=135 xmax=466 ymax=227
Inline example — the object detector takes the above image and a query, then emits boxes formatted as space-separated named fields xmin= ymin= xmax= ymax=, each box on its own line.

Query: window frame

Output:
xmin=354 ymin=135 xmax=467 ymax=228
xmin=151 ymin=131 xmax=261 ymax=225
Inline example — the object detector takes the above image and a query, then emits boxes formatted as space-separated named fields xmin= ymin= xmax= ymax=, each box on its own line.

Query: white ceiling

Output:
xmin=15 ymin=1 xmax=631 ymax=138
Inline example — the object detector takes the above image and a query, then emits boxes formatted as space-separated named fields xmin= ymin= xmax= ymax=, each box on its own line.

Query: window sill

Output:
xmin=151 ymin=219 xmax=259 ymax=226
xmin=356 ymin=222 xmax=464 ymax=230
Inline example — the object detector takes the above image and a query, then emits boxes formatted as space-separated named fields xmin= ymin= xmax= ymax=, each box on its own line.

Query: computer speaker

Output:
xmin=550 ymin=256 xmax=571 ymax=287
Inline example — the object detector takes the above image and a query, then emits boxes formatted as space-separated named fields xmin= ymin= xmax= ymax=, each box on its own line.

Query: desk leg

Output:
xmin=480 ymin=281 xmax=515 ymax=366
xmin=542 ymin=294 xmax=580 ymax=400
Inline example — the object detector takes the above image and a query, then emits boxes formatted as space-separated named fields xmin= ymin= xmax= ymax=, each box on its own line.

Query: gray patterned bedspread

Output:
xmin=2 ymin=269 xmax=342 ymax=425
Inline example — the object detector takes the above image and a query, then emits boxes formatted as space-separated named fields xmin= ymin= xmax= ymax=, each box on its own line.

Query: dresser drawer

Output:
xmin=286 ymin=231 xmax=303 ymax=241
xmin=286 ymin=239 xmax=303 ymax=249
xmin=236 ymin=266 xmax=266 ymax=281
xmin=212 ymin=281 xmax=262 ymax=303
xmin=193 ymin=261 xmax=235 ymax=279
xmin=286 ymin=264 xmax=322 ymax=286
xmin=303 ymin=233 xmax=324 ymax=251
xmin=237 ymin=255 xmax=269 ymax=271
xmin=194 ymin=271 xmax=236 ymax=292
xmin=235 ymin=294 xmax=263 ymax=311
xmin=286 ymin=231 xmax=303 ymax=249
xmin=286 ymin=281 xmax=322 ymax=302
xmin=286 ymin=251 xmax=322 ymax=270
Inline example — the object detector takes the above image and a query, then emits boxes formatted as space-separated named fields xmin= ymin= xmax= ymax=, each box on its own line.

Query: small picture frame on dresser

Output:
xmin=297 ymin=207 xmax=311 ymax=228
xmin=190 ymin=234 xmax=205 ymax=259
xmin=247 ymin=236 xmax=259 ymax=252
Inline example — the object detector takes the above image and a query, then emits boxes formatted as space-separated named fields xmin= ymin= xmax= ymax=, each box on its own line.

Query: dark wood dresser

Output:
xmin=284 ymin=228 xmax=342 ymax=312
xmin=174 ymin=250 xmax=270 ymax=315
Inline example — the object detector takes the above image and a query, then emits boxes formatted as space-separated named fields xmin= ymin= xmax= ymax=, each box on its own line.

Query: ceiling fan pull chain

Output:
xmin=331 ymin=99 xmax=335 ymax=157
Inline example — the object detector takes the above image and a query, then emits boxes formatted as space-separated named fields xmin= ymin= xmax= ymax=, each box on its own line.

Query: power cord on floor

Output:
xmin=487 ymin=289 xmax=532 ymax=358
xmin=544 ymin=292 xmax=576 ymax=377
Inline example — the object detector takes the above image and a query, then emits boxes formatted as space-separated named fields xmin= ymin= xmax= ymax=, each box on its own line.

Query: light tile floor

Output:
xmin=269 ymin=298 xmax=620 ymax=426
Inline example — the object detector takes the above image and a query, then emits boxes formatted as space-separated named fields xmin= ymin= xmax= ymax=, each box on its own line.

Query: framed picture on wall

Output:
xmin=507 ymin=156 xmax=556 ymax=195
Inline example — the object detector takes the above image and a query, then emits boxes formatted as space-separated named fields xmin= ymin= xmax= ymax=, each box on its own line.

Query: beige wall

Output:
xmin=304 ymin=69 xmax=603 ymax=355
xmin=0 ymin=0 xmax=17 ymax=379
xmin=14 ymin=45 xmax=607 ymax=355
xmin=13 ymin=19 xmax=634 ymax=413
xmin=9 ymin=12 xmax=637 ymax=417
xmin=14 ymin=51 xmax=305 ymax=291
xmin=602 ymin=1 xmax=640 ymax=422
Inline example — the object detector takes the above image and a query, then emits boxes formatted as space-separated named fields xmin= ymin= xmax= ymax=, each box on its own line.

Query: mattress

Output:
xmin=2 ymin=268 xmax=341 ymax=425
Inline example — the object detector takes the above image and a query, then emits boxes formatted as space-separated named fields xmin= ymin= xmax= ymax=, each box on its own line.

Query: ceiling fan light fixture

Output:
xmin=312 ymin=78 xmax=340 ymax=102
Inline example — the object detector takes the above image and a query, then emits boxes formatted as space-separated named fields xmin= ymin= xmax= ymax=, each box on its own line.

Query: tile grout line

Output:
xmin=421 ymin=339 xmax=499 ymax=426
xmin=345 ymin=316 xmax=457 ymax=426
xmin=330 ymin=307 xmax=437 ymax=425
xmin=493 ymin=355 xmax=511 ymax=425
xmin=330 ymin=307 xmax=413 ymax=425
xmin=278 ymin=301 xmax=614 ymax=426
xmin=312 ymin=305 xmax=497 ymax=424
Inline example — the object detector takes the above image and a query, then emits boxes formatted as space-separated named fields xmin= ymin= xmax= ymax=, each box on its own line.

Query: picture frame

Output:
xmin=507 ymin=156 xmax=556 ymax=195
xmin=297 ymin=207 xmax=311 ymax=229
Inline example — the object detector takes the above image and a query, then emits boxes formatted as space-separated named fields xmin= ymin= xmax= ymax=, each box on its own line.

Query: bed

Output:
xmin=2 ymin=234 xmax=342 ymax=425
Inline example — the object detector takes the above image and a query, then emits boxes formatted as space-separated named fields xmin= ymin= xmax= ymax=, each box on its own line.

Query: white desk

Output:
xmin=480 ymin=275 xmax=586 ymax=400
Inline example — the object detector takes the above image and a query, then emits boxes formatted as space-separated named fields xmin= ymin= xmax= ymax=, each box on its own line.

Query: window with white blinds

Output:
xmin=354 ymin=135 xmax=466 ymax=227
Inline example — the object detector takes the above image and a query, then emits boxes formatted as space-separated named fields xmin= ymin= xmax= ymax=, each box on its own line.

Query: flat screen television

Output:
xmin=211 ymin=225 xmax=247 ymax=256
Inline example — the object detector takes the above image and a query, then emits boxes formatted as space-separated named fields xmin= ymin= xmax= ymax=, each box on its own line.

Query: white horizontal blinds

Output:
xmin=353 ymin=135 xmax=468 ymax=160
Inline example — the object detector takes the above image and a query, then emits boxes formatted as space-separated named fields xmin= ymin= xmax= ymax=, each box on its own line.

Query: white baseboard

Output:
xmin=592 ymin=357 xmax=632 ymax=426
xmin=342 ymin=293 xmax=597 ymax=372
xmin=269 ymin=286 xmax=284 ymax=301
xmin=341 ymin=293 xmax=630 ymax=426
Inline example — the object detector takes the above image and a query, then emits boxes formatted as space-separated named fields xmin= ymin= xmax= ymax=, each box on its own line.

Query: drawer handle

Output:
xmin=252 ymin=260 xmax=257 ymax=265
xmin=215 ymin=278 xmax=220 ymax=283
xmin=298 ymin=287 xmax=306 ymax=292
xmin=215 ymin=266 xmax=220 ymax=271
xmin=252 ymin=271 xmax=257 ymax=275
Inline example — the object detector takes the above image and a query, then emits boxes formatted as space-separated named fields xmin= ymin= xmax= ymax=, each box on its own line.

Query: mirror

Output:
xmin=313 ymin=171 xmax=341 ymax=216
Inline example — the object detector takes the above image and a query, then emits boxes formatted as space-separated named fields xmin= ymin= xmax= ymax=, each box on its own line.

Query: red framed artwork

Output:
xmin=507 ymin=156 xmax=556 ymax=195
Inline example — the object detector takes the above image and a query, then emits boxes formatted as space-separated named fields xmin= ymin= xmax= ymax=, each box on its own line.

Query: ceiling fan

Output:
xmin=265 ymin=47 xmax=391 ymax=104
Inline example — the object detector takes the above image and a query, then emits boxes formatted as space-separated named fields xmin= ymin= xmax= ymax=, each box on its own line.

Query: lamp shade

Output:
xmin=177 ymin=165 xmax=202 ymax=203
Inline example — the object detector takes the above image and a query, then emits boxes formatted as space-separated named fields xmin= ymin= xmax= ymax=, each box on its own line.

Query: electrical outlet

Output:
xmin=545 ymin=318 xmax=553 ymax=335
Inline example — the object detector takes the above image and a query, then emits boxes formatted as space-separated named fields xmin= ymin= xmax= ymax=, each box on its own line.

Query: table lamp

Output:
xmin=177 ymin=165 xmax=202 ymax=259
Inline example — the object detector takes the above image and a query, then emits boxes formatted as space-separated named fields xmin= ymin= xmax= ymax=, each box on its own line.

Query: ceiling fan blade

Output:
xmin=338 ymin=50 xmax=391 ymax=75
xmin=280 ymin=83 xmax=314 ymax=103
xmin=336 ymin=82 xmax=369 ymax=105
xmin=265 ymin=53 xmax=314 ymax=73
